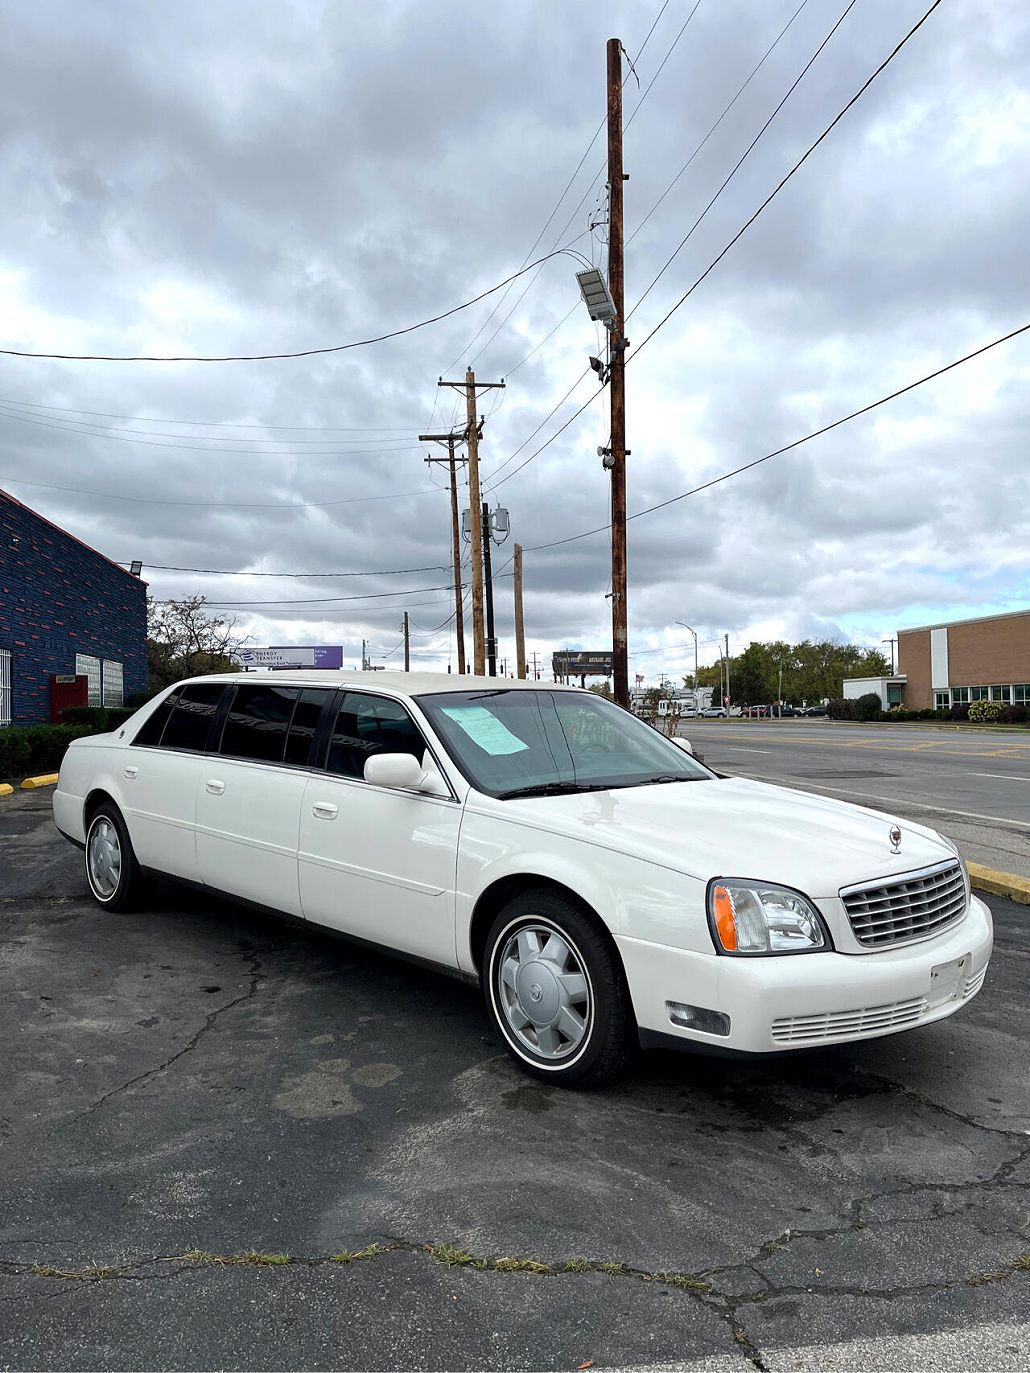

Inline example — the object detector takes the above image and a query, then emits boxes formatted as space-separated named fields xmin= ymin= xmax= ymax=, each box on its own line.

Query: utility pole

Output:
xmin=725 ymin=632 xmax=731 ymax=709
xmin=531 ymin=649 xmax=539 ymax=681
xmin=607 ymin=36 xmax=629 ymax=710
xmin=402 ymin=611 xmax=410 ymax=672
xmin=421 ymin=429 xmax=469 ymax=674
xmin=439 ymin=371 xmax=504 ymax=674
xmin=361 ymin=638 xmax=367 ymax=672
xmin=513 ymin=543 xmax=526 ymax=678
xmin=882 ymin=638 xmax=897 ymax=674
xmin=482 ymin=500 xmax=497 ymax=677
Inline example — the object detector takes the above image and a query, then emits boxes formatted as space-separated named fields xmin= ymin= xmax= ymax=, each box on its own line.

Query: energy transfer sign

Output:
xmin=234 ymin=645 xmax=344 ymax=670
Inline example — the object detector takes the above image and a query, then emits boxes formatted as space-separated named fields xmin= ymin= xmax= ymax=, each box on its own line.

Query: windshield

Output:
xmin=415 ymin=689 xmax=712 ymax=798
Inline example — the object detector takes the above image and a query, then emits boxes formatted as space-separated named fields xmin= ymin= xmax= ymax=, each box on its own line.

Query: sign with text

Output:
xmin=234 ymin=645 xmax=344 ymax=670
xmin=552 ymin=650 xmax=614 ymax=677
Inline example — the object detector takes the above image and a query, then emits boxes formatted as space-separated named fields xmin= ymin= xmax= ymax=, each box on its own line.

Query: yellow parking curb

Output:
xmin=968 ymin=862 xmax=1030 ymax=907
xmin=0 ymin=783 xmax=13 ymax=797
xmin=20 ymin=774 xmax=59 ymax=790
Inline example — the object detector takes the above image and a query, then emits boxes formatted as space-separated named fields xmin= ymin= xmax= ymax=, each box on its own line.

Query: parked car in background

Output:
xmin=53 ymin=671 xmax=992 ymax=1088
xmin=801 ymin=705 xmax=828 ymax=717
xmin=701 ymin=706 xmax=727 ymax=718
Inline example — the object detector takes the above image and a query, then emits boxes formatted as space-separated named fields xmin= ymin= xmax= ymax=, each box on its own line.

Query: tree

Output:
xmin=588 ymin=680 xmax=614 ymax=700
xmin=147 ymin=596 xmax=247 ymax=692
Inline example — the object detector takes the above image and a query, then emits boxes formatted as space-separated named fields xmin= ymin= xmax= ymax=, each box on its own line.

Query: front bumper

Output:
xmin=618 ymin=894 xmax=994 ymax=1054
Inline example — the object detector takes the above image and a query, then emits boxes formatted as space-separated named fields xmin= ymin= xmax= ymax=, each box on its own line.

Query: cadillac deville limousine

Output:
xmin=53 ymin=671 xmax=993 ymax=1086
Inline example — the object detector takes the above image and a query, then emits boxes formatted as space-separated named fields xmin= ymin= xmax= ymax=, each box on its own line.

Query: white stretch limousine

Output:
xmin=53 ymin=671 xmax=993 ymax=1086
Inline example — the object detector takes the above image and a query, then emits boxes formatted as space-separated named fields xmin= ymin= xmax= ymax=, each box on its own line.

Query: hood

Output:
xmin=493 ymin=776 xmax=954 ymax=898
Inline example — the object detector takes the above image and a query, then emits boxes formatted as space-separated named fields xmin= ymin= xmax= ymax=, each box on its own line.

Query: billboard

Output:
xmin=234 ymin=645 xmax=344 ymax=670
xmin=552 ymin=650 xmax=614 ymax=677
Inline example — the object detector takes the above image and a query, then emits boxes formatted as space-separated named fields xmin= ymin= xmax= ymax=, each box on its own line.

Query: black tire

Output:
xmin=84 ymin=803 xmax=144 ymax=912
xmin=482 ymin=889 xmax=634 ymax=1088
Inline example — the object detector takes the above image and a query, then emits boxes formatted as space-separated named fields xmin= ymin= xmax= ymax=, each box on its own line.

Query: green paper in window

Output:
xmin=440 ymin=705 xmax=530 ymax=755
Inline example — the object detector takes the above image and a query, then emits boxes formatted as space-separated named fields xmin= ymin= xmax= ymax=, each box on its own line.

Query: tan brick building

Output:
xmin=896 ymin=609 xmax=1030 ymax=711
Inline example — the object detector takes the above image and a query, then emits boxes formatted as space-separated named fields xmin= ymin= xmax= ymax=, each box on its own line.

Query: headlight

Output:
xmin=707 ymin=880 xmax=829 ymax=956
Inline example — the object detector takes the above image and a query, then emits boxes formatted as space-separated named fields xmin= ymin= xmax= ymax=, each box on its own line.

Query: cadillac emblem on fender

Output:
xmin=889 ymin=825 xmax=902 ymax=853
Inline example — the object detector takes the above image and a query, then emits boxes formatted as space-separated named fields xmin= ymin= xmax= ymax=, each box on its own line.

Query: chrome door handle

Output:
xmin=123 ymin=765 xmax=139 ymax=779
xmin=206 ymin=779 xmax=226 ymax=795
xmin=312 ymin=801 xmax=338 ymax=820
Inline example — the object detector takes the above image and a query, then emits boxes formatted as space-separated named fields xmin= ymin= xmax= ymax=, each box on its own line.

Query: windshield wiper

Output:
xmin=496 ymin=781 xmax=614 ymax=800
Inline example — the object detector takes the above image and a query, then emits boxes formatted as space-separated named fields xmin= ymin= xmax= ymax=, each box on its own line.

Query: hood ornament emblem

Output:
xmin=889 ymin=825 xmax=902 ymax=854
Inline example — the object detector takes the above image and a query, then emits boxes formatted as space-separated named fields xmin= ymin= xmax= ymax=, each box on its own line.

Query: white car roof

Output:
xmin=185 ymin=670 xmax=584 ymax=698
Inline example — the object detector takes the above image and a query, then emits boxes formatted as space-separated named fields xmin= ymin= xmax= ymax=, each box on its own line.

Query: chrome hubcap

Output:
xmin=88 ymin=819 xmax=121 ymax=899
xmin=497 ymin=924 xmax=590 ymax=1060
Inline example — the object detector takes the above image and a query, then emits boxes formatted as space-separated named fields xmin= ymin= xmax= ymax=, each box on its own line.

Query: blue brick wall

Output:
xmin=0 ymin=490 xmax=148 ymax=725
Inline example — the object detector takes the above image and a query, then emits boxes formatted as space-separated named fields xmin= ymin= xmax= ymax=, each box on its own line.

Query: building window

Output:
xmin=0 ymin=648 xmax=11 ymax=727
xmin=989 ymin=685 xmax=1011 ymax=703
xmin=887 ymin=685 xmax=903 ymax=707
xmin=951 ymin=687 xmax=970 ymax=704
xmin=102 ymin=660 xmax=124 ymax=707
xmin=75 ymin=653 xmax=102 ymax=707
xmin=969 ymin=686 xmax=990 ymax=702
xmin=1014 ymin=685 xmax=1030 ymax=705
xmin=934 ymin=691 xmax=949 ymax=709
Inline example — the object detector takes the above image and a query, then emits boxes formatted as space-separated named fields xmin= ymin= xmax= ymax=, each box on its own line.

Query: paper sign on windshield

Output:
xmin=440 ymin=705 xmax=529 ymax=755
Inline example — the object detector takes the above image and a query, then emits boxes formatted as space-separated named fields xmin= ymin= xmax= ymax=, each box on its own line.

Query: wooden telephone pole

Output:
xmin=607 ymin=37 xmax=629 ymax=709
xmin=513 ymin=543 xmax=526 ymax=678
xmin=421 ymin=428 xmax=469 ymax=674
xmin=439 ymin=370 xmax=504 ymax=674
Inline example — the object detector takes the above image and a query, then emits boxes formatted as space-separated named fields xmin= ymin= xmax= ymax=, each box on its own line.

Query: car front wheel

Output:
xmin=483 ymin=890 xmax=633 ymax=1087
xmin=85 ymin=804 xmax=143 ymax=911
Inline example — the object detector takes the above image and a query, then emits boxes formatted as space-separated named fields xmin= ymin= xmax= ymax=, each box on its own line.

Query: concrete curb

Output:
xmin=969 ymin=862 xmax=1030 ymax=907
xmin=19 ymin=774 xmax=59 ymax=791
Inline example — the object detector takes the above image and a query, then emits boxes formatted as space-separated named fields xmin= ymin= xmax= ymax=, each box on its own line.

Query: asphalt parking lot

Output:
xmin=2 ymin=788 xmax=1029 ymax=1371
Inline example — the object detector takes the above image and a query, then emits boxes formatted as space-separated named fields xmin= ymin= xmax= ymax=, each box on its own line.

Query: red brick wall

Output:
xmin=898 ymin=612 xmax=1030 ymax=710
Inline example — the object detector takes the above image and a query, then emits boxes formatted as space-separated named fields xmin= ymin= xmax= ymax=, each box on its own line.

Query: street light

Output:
xmin=675 ymin=622 xmax=699 ymax=716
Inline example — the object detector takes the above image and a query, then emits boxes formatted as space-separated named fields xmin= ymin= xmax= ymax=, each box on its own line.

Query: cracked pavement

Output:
xmin=1 ymin=788 xmax=1028 ymax=1370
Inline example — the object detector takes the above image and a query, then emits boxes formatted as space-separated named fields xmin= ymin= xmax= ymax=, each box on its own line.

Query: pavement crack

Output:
xmin=74 ymin=946 xmax=266 ymax=1119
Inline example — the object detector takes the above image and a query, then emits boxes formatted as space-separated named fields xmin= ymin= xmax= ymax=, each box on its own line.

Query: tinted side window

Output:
xmin=219 ymin=685 xmax=299 ymax=763
xmin=325 ymin=692 xmax=425 ymax=779
xmin=160 ymin=683 xmax=227 ymax=753
xmin=285 ymin=688 xmax=331 ymax=767
xmin=133 ymin=690 xmax=179 ymax=747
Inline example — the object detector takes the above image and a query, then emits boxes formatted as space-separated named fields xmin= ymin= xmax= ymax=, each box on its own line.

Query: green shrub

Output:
xmin=827 ymin=698 xmax=854 ymax=720
xmin=60 ymin=706 xmax=134 ymax=730
xmin=998 ymin=704 xmax=1027 ymax=724
xmin=0 ymin=724 xmax=96 ymax=778
xmin=968 ymin=699 xmax=1003 ymax=723
xmin=852 ymin=693 xmax=882 ymax=722
xmin=949 ymin=703 xmax=970 ymax=721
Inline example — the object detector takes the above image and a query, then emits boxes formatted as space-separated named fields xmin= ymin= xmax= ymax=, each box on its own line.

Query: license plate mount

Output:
xmin=928 ymin=953 xmax=969 ymax=1008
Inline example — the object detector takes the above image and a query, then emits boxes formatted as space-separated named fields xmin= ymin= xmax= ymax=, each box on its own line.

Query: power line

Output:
xmin=483 ymin=0 xmax=939 ymax=494
xmin=626 ymin=0 xmax=810 ymax=249
xmin=0 ymin=396 xmax=419 ymax=431
xmin=132 ymin=562 xmax=450 ymax=578
xmin=0 ymin=473 xmax=446 ymax=509
xmin=0 ymin=249 xmax=585 ymax=363
xmin=632 ymin=0 xmax=940 ymax=356
xmin=523 ymin=322 xmax=1030 ymax=553
xmin=206 ymin=582 xmax=456 ymax=608
xmin=0 ymin=405 xmax=421 ymax=457
xmin=628 ymin=0 xmax=858 ymax=324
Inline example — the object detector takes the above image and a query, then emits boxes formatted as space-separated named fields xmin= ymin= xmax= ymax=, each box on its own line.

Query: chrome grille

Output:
xmin=841 ymin=860 xmax=966 ymax=948
xmin=772 ymin=997 xmax=928 ymax=1044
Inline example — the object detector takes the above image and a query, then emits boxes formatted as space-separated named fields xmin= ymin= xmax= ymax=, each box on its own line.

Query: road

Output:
xmin=684 ymin=720 xmax=1030 ymax=880
xmin=1 ymin=789 xmax=1028 ymax=1371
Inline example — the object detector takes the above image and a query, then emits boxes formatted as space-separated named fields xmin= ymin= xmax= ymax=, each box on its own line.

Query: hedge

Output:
xmin=60 ymin=706 xmax=135 ymax=730
xmin=0 ymin=724 xmax=98 ymax=778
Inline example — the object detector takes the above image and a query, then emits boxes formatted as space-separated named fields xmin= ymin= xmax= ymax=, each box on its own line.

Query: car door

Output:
xmin=195 ymin=684 xmax=331 ymax=916
xmin=298 ymin=690 xmax=461 ymax=966
xmin=124 ymin=682 xmax=227 ymax=880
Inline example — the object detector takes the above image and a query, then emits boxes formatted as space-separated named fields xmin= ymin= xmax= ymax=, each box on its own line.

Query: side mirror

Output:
xmin=669 ymin=736 xmax=694 ymax=755
xmin=363 ymin=752 xmax=450 ymax=797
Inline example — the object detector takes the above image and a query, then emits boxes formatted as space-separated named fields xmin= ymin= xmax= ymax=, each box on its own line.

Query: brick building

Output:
xmin=0 ymin=489 xmax=147 ymax=726
xmin=897 ymin=609 xmax=1030 ymax=711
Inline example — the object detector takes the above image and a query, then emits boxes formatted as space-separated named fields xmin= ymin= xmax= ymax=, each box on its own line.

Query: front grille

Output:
xmin=772 ymin=997 xmax=928 ymax=1044
xmin=841 ymin=861 xmax=966 ymax=948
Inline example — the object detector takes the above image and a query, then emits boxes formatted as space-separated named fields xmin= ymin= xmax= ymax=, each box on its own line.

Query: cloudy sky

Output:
xmin=1 ymin=0 xmax=1027 ymax=680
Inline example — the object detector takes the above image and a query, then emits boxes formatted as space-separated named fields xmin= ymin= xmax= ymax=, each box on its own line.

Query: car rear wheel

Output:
xmin=482 ymin=890 xmax=633 ymax=1087
xmin=85 ymin=804 xmax=143 ymax=912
